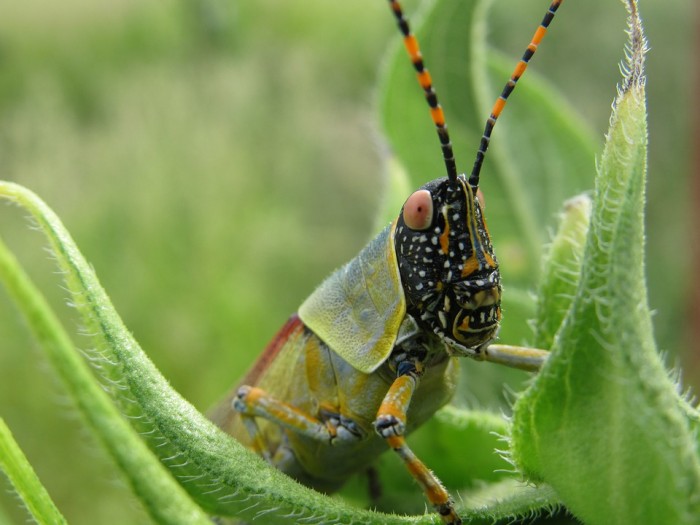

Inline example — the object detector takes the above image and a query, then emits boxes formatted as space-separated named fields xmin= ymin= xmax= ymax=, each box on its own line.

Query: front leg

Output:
xmin=476 ymin=343 xmax=549 ymax=372
xmin=374 ymin=359 xmax=462 ymax=525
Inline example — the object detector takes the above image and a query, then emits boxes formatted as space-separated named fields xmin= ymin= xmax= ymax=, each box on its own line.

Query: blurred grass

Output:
xmin=0 ymin=0 xmax=693 ymax=523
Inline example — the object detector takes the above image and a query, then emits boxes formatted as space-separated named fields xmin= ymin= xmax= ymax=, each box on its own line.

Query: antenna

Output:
xmin=469 ymin=0 xmax=563 ymax=188
xmin=387 ymin=0 xmax=458 ymax=184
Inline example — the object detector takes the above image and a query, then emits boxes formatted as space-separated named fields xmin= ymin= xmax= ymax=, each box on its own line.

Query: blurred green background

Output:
xmin=0 ymin=0 xmax=694 ymax=523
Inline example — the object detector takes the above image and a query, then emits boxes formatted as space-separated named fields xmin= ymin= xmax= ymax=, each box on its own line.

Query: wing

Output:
xmin=298 ymin=222 xmax=406 ymax=374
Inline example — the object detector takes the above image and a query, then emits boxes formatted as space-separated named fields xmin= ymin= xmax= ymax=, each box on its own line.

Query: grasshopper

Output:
xmin=211 ymin=1 xmax=561 ymax=523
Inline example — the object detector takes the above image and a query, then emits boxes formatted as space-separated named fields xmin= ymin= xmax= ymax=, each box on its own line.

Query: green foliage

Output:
xmin=511 ymin=11 xmax=700 ymax=521
xmin=0 ymin=225 xmax=211 ymax=525
xmin=0 ymin=0 xmax=696 ymax=524
xmin=531 ymin=194 xmax=591 ymax=351
xmin=0 ymin=418 xmax=67 ymax=525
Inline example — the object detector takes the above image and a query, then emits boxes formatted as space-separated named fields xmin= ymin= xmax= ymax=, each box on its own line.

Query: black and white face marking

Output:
xmin=394 ymin=175 xmax=501 ymax=355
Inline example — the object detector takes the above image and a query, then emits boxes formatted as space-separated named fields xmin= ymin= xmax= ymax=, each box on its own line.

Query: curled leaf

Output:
xmin=511 ymin=2 xmax=700 ymax=523
xmin=532 ymin=194 xmax=592 ymax=350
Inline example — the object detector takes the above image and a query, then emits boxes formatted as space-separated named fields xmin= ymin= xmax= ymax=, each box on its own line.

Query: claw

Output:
xmin=232 ymin=385 xmax=253 ymax=413
xmin=374 ymin=414 xmax=405 ymax=438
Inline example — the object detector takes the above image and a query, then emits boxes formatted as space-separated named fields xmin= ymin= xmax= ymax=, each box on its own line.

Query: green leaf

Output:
xmin=0 ymin=418 xmax=67 ymax=525
xmin=511 ymin=2 xmax=700 ymax=524
xmin=0 ymin=234 xmax=211 ymax=525
xmin=531 ymin=194 xmax=592 ymax=350
xmin=457 ymin=480 xmax=563 ymax=524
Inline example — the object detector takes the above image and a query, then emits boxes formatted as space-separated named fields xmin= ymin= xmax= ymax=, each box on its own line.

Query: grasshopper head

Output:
xmin=394 ymin=175 xmax=501 ymax=355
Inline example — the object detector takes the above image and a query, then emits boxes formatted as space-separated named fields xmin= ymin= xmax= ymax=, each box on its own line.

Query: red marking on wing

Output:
xmin=240 ymin=314 xmax=305 ymax=386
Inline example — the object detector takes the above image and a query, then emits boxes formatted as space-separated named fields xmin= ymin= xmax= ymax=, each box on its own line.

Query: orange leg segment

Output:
xmin=478 ymin=344 xmax=549 ymax=372
xmin=233 ymin=385 xmax=363 ymax=446
xmin=240 ymin=413 xmax=272 ymax=462
xmin=386 ymin=435 xmax=461 ymax=525
xmin=375 ymin=373 xmax=461 ymax=525
xmin=234 ymin=385 xmax=333 ymax=442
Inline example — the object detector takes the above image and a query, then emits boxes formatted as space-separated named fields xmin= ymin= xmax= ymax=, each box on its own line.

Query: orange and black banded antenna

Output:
xmin=468 ymin=0 xmax=564 ymax=188
xmin=387 ymin=0 xmax=458 ymax=184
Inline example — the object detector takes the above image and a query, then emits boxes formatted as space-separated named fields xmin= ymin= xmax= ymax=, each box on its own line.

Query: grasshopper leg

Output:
xmin=233 ymin=385 xmax=363 ymax=445
xmin=475 ymin=343 xmax=549 ymax=372
xmin=239 ymin=413 xmax=272 ymax=462
xmin=374 ymin=365 xmax=462 ymax=525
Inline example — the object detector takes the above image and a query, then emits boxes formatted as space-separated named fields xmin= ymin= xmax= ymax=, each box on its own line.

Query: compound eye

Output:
xmin=402 ymin=189 xmax=434 ymax=231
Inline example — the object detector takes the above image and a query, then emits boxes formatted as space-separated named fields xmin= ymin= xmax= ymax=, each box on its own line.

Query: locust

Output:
xmin=211 ymin=1 xmax=562 ymax=523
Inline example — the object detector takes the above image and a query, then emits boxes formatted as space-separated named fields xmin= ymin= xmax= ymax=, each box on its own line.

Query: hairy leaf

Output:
xmin=511 ymin=3 xmax=700 ymax=523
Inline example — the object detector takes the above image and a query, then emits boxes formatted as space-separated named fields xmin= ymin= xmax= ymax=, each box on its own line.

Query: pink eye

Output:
xmin=402 ymin=189 xmax=433 ymax=230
